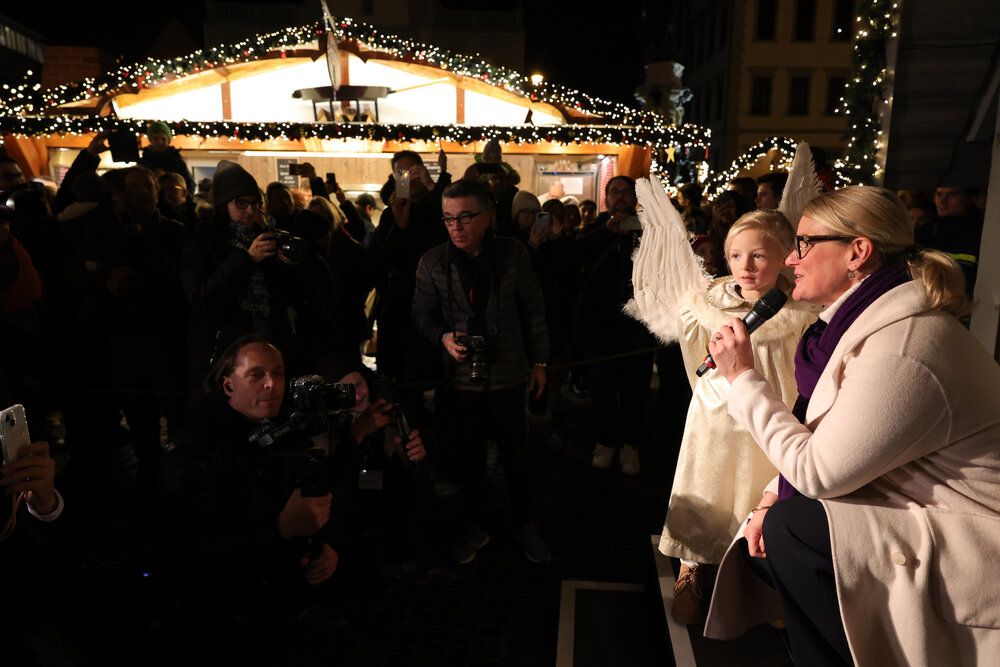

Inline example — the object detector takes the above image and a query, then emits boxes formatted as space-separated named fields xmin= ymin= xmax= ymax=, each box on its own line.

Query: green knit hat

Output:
xmin=146 ymin=121 xmax=172 ymax=139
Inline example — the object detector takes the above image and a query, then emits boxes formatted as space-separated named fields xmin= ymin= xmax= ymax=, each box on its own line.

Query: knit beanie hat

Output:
xmin=482 ymin=139 xmax=502 ymax=162
xmin=511 ymin=190 xmax=541 ymax=218
xmin=212 ymin=160 xmax=260 ymax=206
xmin=146 ymin=121 xmax=172 ymax=139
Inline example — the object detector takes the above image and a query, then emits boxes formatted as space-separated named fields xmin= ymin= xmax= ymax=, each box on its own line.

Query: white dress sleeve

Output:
xmin=625 ymin=177 xmax=711 ymax=343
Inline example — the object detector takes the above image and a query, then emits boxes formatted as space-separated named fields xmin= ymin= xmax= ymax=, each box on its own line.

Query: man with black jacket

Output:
xmin=412 ymin=179 xmax=550 ymax=564
xmin=575 ymin=176 xmax=656 ymax=476
xmin=158 ymin=335 xmax=336 ymax=658
xmin=371 ymin=150 xmax=451 ymax=388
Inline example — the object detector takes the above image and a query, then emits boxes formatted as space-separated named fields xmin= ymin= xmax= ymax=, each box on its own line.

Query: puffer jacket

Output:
xmin=412 ymin=236 xmax=549 ymax=392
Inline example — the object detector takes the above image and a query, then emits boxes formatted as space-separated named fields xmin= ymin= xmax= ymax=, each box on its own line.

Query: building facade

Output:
xmin=675 ymin=0 xmax=855 ymax=170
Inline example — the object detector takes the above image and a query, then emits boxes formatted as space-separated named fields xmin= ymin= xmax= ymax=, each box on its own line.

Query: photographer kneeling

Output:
xmin=157 ymin=334 xmax=338 ymax=658
xmin=322 ymin=365 xmax=426 ymax=571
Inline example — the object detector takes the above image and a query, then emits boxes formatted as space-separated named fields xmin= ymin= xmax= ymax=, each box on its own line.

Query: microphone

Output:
xmin=696 ymin=287 xmax=788 ymax=377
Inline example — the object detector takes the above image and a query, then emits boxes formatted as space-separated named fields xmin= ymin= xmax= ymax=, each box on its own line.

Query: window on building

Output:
xmin=789 ymin=77 xmax=811 ymax=115
xmin=751 ymin=76 xmax=772 ymax=115
xmin=832 ymin=0 xmax=854 ymax=41
xmin=756 ymin=0 xmax=777 ymax=40
xmin=826 ymin=77 xmax=847 ymax=115
xmin=795 ymin=0 xmax=816 ymax=41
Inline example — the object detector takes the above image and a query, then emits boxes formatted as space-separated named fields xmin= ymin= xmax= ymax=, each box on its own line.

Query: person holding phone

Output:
xmin=1 ymin=433 xmax=66 ymax=664
xmin=575 ymin=176 xmax=656 ymax=475
xmin=369 ymin=151 xmax=451 ymax=390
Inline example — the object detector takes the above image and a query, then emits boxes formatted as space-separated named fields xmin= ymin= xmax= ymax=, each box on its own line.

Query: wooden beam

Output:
xmin=2 ymin=136 xmax=49 ymax=179
xmin=221 ymin=81 xmax=232 ymax=120
xmin=110 ymin=58 xmax=315 ymax=109
xmin=456 ymin=84 xmax=465 ymax=124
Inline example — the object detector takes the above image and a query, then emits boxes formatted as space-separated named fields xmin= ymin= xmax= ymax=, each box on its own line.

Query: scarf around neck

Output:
xmin=228 ymin=219 xmax=271 ymax=318
xmin=778 ymin=262 xmax=912 ymax=500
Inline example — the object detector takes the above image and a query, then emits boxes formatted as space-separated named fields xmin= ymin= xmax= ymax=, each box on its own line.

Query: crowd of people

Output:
xmin=0 ymin=124 xmax=994 ymax=664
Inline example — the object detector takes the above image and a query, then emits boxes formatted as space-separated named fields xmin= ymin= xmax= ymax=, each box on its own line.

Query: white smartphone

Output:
xmin=394 ymin=169 xmax=411 ymax=200
xmin=0 ymin=404 xmax=30 ymax=464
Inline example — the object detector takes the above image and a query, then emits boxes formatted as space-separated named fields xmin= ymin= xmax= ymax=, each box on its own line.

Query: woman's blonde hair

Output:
xmin=723 ymin=209 xmax=797 ymax=258
xmin=801 ymin=186 xmax=969 ymax=317
xmin=308 ymin=196 xmax=347 ymax=230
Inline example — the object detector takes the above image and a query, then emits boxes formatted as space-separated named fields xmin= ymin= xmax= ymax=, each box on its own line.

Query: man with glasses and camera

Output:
xmin=412 ymin=179 xmax=551 ymax=564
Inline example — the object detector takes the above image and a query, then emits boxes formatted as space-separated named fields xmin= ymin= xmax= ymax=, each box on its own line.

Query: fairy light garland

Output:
xmin=0 ymin=17 xmax=703 ymax=136
xmin=0 ymin=116 xmax=707 ymax=150
xmin=835 ymin=0 xmax=898 ymax=185
xmin=701 ymin=137 xmax=798 ymax=199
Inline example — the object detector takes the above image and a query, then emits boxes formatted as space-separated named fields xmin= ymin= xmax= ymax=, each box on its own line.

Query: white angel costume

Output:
xmin=627 ymin=177 xmax=818 ymax=563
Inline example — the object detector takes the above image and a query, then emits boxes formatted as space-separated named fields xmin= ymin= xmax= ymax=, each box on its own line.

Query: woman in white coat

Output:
xmin=703 ymin=185 xmax=1000 ymax=666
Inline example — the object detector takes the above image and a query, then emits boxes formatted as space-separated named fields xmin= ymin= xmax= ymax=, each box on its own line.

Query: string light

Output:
xmin=835 ymin=0 xmax=898 ymax=185
xmin=0 ymin=116 xmax=708 ymax=148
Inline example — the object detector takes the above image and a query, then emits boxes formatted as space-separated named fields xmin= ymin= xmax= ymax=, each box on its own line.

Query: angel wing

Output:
xmin=778 ymin=141 xmax=823 ymax=230
xmin=625 ymin=177 xmax=711 ymax=343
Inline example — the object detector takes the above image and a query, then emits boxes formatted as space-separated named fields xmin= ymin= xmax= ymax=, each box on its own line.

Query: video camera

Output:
xmin=249 ymin=375 xmax=355 ymax=449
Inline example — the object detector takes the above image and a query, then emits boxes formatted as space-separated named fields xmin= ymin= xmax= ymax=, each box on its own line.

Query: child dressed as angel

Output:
xmin=627 ymin=176 xmax=818 ymax=625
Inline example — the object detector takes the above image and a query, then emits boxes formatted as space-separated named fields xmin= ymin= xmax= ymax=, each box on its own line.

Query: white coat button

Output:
xmin=890 ymin=551 xmax=907 ymax=566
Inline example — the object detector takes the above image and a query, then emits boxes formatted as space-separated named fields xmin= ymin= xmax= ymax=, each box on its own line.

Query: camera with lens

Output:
xmin=271 ymin=229 xmax=313 ymax=263
xmin=454 ymin=334 xmax=497 ymax=385
xmin=249 ymin=374 xmax=356 ymax=448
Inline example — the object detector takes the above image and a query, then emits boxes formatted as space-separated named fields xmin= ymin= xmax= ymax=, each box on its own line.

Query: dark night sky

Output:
xmin=4 ymin=1 xmax=654 ymax=106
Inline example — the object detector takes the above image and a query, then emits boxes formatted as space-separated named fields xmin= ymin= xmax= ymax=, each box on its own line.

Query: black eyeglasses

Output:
xmin=794 ymin=235 xmax=855 ymax=259
xmin=442 ymin=211 xmax=484 ymax=228
xmin=233 ymin=197 xmax=263 ymax=210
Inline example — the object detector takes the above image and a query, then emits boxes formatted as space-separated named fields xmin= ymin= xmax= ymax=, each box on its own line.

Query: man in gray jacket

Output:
xmin=412 ymin=179 xmax=550 ymax=564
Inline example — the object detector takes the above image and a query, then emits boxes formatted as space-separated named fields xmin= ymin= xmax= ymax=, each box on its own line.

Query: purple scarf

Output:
xmin=777 ymin=263 xmax=912 ymax=500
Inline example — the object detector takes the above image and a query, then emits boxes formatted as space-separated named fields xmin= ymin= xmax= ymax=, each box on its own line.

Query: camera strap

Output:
xmin=444 ymin=240 xmax=500 ymax=337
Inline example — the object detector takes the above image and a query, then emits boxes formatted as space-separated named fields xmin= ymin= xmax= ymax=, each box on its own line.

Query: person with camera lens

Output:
xmin=157 ymin=334 xmax=339 ymax=658
xmin=180 ymin=161 xmax=315 ymax=388
xmin=412 ymin=179 xmax=551 ymax=564
xmin=316 ymin=363 xmax=427 ymax=574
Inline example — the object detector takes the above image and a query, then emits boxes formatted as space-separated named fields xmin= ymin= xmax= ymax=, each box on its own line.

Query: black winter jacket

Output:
xmin=412 ymin=236 xmax=549 ymax=392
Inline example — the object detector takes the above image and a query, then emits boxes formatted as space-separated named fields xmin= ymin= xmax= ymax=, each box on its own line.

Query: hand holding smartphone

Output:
xmin=0 ymin=404 xmax=29 ymax=465
xmin=533 ymin=212 xmax=551 ymax=234
xmin=0 ymin=405 xmax=58 ymax=517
